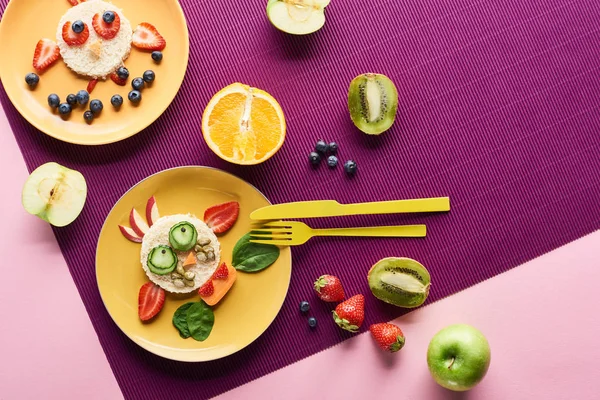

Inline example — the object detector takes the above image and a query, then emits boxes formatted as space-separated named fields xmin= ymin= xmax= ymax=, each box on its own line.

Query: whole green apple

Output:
xmin=427 ymin=324 xmax=491 ymax=391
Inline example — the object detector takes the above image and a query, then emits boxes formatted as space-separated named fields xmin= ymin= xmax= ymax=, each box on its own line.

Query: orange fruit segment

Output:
xmin=201 ymin=83 xmax=286 ymax=165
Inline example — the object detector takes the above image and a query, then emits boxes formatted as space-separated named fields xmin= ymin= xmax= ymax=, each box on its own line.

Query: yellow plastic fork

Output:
xmin=249 ymin=221 xmax=427 ymax=246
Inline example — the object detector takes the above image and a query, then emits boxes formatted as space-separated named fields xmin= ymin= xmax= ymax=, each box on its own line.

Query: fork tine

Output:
xmin=249 ymin=238 xmax=293 ymax=245
xmin=249 ymin=233 xmax=292 ymax=239
xmin=250 ymin=227 xmax=291 ymax=233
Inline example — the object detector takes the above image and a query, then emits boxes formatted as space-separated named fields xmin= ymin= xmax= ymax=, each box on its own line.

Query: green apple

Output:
xmin=21 ymin=162 xmax=87 ymax=227
xmin=427 ymin=324 xmax=491 ymax=391
xmin=267 ymin=0 xmax=331 ymax=35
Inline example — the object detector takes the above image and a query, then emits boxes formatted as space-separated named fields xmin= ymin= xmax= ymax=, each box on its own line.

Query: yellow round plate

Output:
xmin=96 ymin=167 xmax=292 ymax=362
xmin=0 ymin=0 xmax=189 ymax=145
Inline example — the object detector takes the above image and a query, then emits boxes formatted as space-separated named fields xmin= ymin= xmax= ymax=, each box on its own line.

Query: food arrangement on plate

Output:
xmin=25 ymin=0 xmax=166 ymax=123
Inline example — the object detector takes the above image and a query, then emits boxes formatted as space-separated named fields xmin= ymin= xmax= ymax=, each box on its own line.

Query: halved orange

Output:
xmin=201 ymin=83 xmax=286 ymax=165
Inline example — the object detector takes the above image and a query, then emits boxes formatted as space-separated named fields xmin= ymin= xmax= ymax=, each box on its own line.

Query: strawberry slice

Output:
xmin=212 ymin=263 xmax=229 ymax=280
xmin=67 ymin=0 xmax=78 ymax=5
xmin=198 ymin=280 xmax=214 ymax=297
xmin=92 ymin=12 xmax=120 ymax=39
xmin=32 ymin=39 xmax=60 ymax=72
xmin=138 ymin=282 xmax=165 ymax=322
xmin=132 ymin=23 xmax=166 ymax=51
xmin=110 ymin=71 xmax=127 ymax=86
xmin=204 ymin=201 xmax=239 ymax=234
xmin=86 ymin=79 xmax=98 ymax=94
xmin=62 ymin=21 xmax=89 ymax=46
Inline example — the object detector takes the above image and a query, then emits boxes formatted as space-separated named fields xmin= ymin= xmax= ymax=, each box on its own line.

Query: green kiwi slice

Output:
xmin=368 ymin=257 xmax=431 ymax=308
xmin=348 ymin=73 xmax=399 ymax=135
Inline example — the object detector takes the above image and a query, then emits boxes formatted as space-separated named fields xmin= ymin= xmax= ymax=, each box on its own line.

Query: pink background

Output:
xmin=1 ymin=105 xmax=599 ymax=399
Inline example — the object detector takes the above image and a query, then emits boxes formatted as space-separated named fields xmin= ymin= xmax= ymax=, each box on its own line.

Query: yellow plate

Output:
xmin=96 ymin=167 xmax=292 ymax=362
xmin=0 ymin=0 xmax=189 ymax=145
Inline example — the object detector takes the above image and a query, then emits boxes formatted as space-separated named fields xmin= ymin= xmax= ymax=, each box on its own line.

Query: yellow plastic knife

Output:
xmin=250 ymin=197 xmax=450 ymax=220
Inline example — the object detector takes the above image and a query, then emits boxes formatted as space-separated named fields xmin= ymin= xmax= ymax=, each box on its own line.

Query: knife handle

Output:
xmin=341 ymin=197 xmax=450 ymax=215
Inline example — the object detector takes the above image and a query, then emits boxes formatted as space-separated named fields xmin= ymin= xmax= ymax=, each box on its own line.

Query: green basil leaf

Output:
xmin=232 ymin=233 xmax=280 ymax=272
xmin=186 ymin=301 xmax=215 ymax=342
xmin=172 ymin=302 xmax=195 ymax=339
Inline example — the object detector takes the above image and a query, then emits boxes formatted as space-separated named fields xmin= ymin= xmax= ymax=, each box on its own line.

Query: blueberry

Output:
xmin=151 ymin=51 xmax=163 ymax=62
xmin=308 ymin=317 xmax=317 ymax=328
xmin=83 ymin=110 xmax=94 ymax=123
xmin=327 ymin=155 xmax=338 ymax=168
xmin=111 ymin=94 xmax=123 ymax=107
xmin=90 ymin=99 xmax=103 ymax=115
xmin=116 ymin=66 xmax=129 ymax=80
xmin=299 ymin=301 xmax=310 ymax=313
xmin=315 ymin=140 xmax=328 ymax=154
xmin=344 ymin=160 xmax=358 ymax=176
xmin=328 ymin=142 xmax=338 ymax=154
xmin=309 ymin=152 xmax=321 ymax=166
xmin=47 ymin=94 xmax=60 ymax=108
xmin=131 ymin=77 xmax=145 ymax=91
xmin=72 ymin=20 xmax=85 ymax=34
xmin=142 ymin=70 xmax=155 ymax=83
xmin=102 ymin=11 xmax=115 ymax=24
xmin=128 ymin=90 xmax=142 ymax=103
xmin=25 ymin=73 xmax=39 ymax=88
xmin=58 ymin=103 xmax=72 ymax=116
xmin=66 ymin=94 xmax=77 ymax=106
xmin=76 ymin=90 xmax=89 ymax=105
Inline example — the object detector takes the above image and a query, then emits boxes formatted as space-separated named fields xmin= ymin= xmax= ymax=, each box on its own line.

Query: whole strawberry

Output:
xmin=369 ymin=323 xmax=406 ymax=353
xmin=332 ymin=294 xmax=364 ymax=333
xmin=314 ymin=274 xmax=345 ymax=302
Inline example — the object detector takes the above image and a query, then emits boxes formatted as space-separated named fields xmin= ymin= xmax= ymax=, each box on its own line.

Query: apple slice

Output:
xmin=267 ymin=0 xmax=330 ymax=35
xmin=119 ymin=225 xmax=143 ymax=243
xmin=21 ymin=162 xmax=87 ymax=227
xmin=145 ymin=196 xmax=160 ymax=227
xmin=129 ymin=208 xmax=149 ymax=237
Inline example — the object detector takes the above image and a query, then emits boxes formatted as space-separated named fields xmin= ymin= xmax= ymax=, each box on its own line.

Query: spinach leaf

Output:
xmin=186 ymin=301 xmax=215 ymax=342
xmin=172 ymin=302 xmax=195 ymax=339
xmin=232 ymin=233 xmax=280 ymax=272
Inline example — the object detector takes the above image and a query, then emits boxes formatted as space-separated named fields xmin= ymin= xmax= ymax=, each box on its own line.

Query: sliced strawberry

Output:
xmin=198 ymin=280 xmax=214 ymax=297
xmin=110 ymin=71 xmax=127 ymax=86
xmin=204 ymin=201 xmax=239 ymax=234
xmin=67 ymin=0 xmax=78 ymax=6
xmin=86 ymin=79 xmax=98 ymax=94
xmin=132 ymin=22 xmax=166 ymax=51
xmin=32 ymin=39 xmax=60 ymax=72
xmin=212 ymin=263 xmax=229 ymax=280
xmin=92 ymin=12 xmax=120 ymax=39
xmin=138 ymin=282 xmax=165 ymax=322
xmin=62 ymin=21 xmax=89 ymax=46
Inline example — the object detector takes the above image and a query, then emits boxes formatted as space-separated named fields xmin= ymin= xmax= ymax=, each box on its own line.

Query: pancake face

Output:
xmin=56 ymin=0 xmax=132 ymax=79
xmin=140 ymin=214 xmax=221 ymax=294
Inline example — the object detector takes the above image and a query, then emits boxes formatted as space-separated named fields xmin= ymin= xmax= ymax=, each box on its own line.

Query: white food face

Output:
xmin=140 ymin=214 xmax=221 ymax=294
xmin=56 ymin=0 xmax=132 ymax=79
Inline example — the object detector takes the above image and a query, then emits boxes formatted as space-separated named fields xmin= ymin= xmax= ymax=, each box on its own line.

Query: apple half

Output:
xmin=21 ymin=162 xmax=87 ymax=227
xmin=267 ymin=0 xmax=331 ymax=35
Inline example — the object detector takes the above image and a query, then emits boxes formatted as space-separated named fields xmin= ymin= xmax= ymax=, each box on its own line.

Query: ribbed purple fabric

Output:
xmin=2 ymin=0 xmax=600 ymax=398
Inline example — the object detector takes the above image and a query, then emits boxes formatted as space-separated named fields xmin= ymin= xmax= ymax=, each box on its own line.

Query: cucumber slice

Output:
xmin=169 ymin=222 xmax=198 ymax=252
xmin=147 ymin=245 xmax=177 ymax=275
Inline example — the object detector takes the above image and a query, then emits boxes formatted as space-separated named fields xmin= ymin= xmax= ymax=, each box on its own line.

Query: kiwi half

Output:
xmin=348 ymin=73 xmax=399 ymax=135
xmin=368 ymin=257 xmax=431 ymax=308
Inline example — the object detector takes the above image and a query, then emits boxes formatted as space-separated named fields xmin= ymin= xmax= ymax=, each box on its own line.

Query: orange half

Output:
xmin=201 ymin=83 xmax=286 ymax=165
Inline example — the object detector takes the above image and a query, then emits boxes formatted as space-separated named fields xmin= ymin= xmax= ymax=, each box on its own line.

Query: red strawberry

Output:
xmin=314 ymin=274 xmax=345 ymax=302
xmin=198 ymin=280 xmax=215 ymax=297
xmin=32 ymin=39 xmax=60 ymax=72
xmin=332 ymin=294 xmax=364 ymax=333
xmin=138 ymin=282 xmax=165 ymax=322
xmin=62 ymin=21 xmax=89 ymax=46
xmin=92 ymin=12 xmax=120 ymax=39
xmin=110 ymin=71 xmax=127 ymax=86
xmin=213 ymin=263 xmax=229 ymax=280
xmin=67 ymin=0 xmax=78 ymax=6
xmin=132 ymin=22 xmax=166 ymax=51
xmin=86 ymin=79 xmax=98 ymax=94
xmin=369 ymin=323 xmax=406 ymax=353
xmin=204 ymin=201 xmax=239 ymax=234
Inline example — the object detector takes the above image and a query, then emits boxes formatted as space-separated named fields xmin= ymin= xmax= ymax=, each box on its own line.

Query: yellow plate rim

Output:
xmin=95 ymin=166 xmax=292 ymax=362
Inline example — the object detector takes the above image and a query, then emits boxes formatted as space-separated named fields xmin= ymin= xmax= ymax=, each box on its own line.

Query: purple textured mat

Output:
xmin=2 ymin=0 xmax=600 ymax=398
